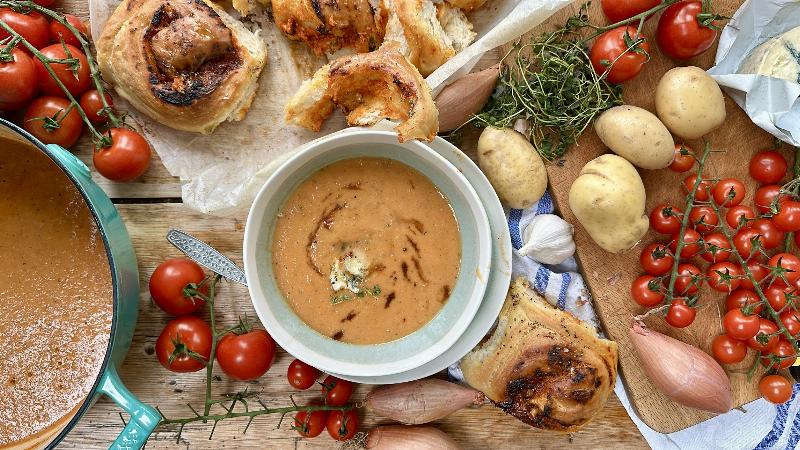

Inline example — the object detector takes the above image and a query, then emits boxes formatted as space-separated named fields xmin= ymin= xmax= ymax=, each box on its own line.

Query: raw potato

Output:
xmin=569 ymin=154 xmax=648 ymax=254
xmin=655 ymin=66 xmax=726 ymax=139
xmin=477 ymin=127 xmax=547 ymax=209
xmin=594 ymin=105 xmax=675 ymax=170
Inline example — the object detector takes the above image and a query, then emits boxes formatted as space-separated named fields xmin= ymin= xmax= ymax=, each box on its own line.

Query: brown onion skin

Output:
xmin=629 ymin=321 xmax=733 ymax=413
xmin=435 ymin=64 xmax=500 ymax=132
xmin=366 ymin=425 xmax=461 ymax=450
xmin=366 ymin=379 xmax=485 ymax=424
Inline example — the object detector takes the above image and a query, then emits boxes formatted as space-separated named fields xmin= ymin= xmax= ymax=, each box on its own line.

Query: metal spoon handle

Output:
xmin=166 ymin=229 xmax=248 ymax=286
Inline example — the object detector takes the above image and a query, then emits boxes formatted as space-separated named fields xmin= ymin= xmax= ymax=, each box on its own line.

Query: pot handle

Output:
xmin=46 ymin=144 xmax=91 ymax=180
xmin=98 ymin=365 xmax=160 ymax=449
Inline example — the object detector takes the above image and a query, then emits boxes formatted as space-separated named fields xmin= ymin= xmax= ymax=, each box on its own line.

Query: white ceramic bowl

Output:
xmin=244 ymin=130 xmax=492 ymax=377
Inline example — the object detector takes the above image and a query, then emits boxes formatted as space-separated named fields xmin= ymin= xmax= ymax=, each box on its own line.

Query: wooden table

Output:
xmin=50 ymin=2 xmax=649 ymax=448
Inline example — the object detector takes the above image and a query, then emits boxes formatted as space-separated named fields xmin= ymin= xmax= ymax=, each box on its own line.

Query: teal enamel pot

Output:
xmin=0 ymin=119 xmax=159 ymax=449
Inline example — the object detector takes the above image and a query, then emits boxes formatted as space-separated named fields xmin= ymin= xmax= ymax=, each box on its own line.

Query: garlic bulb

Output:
xmin=518 ymin=214 xmax=575 ymax=264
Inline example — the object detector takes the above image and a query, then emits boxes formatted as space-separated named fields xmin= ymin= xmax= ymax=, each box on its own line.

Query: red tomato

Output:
xmin=689 ymin=205 xmax=718 ymax=234
xmin=683 ymin=174 xmax=713 ymax=201
xmin=726 ymin=205 xmax=755 ymax=229
xmin=656 ymin=0 xmax=718 ymax=60
xmin=760 ymin=375 xmax=793 ymax=404
xmin=670 ymin=228 xmax=702 ymax=258
xmin=600 ymin=0 xmax=660 ymax=22
xmin=0 ymin=9 xmax=49 ymax=50
xmin=23 ymin=96 xmax=83 ymax=148
xmin=765 ymin=285 xmax=794 ymax=312
xmin=780 ymin=310 xmax=800 ymax=337
xmin=79 ymin=89 xmax=114 ymax=124
xmin=0 ymin=48 xmax=37 ymax=105
xmin=294 ymin=407 xmax=328 ymax=438
xmin=774 ymin=201 xmax=800 ymax=232
xmin=674 ymin=263 xmax=703 ymax=294
xmin=326 ymin=409 xmax=358 ymax=441
xmin=48 ymin=14 xmax=89 ymax=48
xmin=761 ymin=339 xmax=797 ymax=370
xmin=733 ymin=228 xmax=765 ymax=260
xmin=669 ymin=144 xmax=695 ymax=172
xmin=750 ymin=151 xmax=788 ymax=184
xmin=769 ymin=253 xmax=800 ymax=286
xmin=712 ymin=178 xmax=746 ymax=207
xmin=707 ymin=261 xmax=742 ymax=293
xmin=321 ymin=376 xmax=354 ymax=406
xmin=287 ymin=359 xmax=320 ymax=390
xmin=755 ymin=185 xmax=785 ymax=214
xmin=752 ymin=218 xmax=785 ymax=249
xmin=741 ymin=260 xmax=767 ymax=290
xmin=149 ymin=258 xmax=207 ymax=316
xmin=723 ymin=308 xmax=760 ymax=340
xmin=700 ymin=232 xmax=731 ymax=263
xmin=726 ymin=289 xmax=763 ymax=314
xmin=217 ymin=329 xmax=276 ymax=381
xmin=665 ymin=299 xmax=696 ymax=328
xmin=93 ymin=128 xmax=152 ymax=182
xmin=155 ymin=316 xmax=213 ymax=373
xmin=748 ymin=319 xmax=780 ymax=352
xmin=650 ymin=204 xmax=683 ymax=234
xmin=640 ymin=243 xmax=675 ymax=276
xmin=589 ymin=26 xmax=651 ymax=84
xmin=34 ymin=44 xmax=91 ymax=97
xmin=631 ymin=275 xmax=665 ymax=307
xmin=712 ymin=334 xmax=748 ymax=364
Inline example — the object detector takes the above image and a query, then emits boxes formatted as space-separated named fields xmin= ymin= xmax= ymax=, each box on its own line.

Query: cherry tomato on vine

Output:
xmin=155 ymin=316 xmax=213 ymax=373
xmin=665 ymin=299 xmax=696 ymax=328
xmin=712 ymin=178 xmax=746 ymax=207
xmin=760 ymin=375 xmax=793 ymax=404
xmin=712 ymin=334 xmax=748 ymax=364
xmin=765 ymin=285 xmax=794 ymax=312
xmin=670 ymin=228 xmax=702 ymax=258
xmin=217 ymin=329 xmax=276 ymax=381
xmin=733 ymin=228 xmax=765 ymax=260
xmin=656 ymin=0 xmax=719 ymax=60
xmin=750 ymin=151 xmax=788 ymax=184
xmin=726 ymin=205 xmax=755 ymax=229
xmin=707 ymin=262 xmax=742 ymax=293
xmin=755 ymin=185 xmax=785 ymax=214
xmin=0 ymin=48 xmax=37 ymax=105
xmin=48 ymin=14 xmax=88 ymax=48
xmin=723 ymin=308 xmax=760 ymax=340
xmin=748 ymin=319 xmax=780 ymax=352
xmin=79 ymin=89 xmax=114 ymax=124
xmin=773 ymin=201 xmax=800 ymax=232
xmin=0 ymin=9 xmax=49 ymax=50
xmin=34 ymin=44 xmax=91 ymax=97
xmin=321 ymin=375 xmax=354 ymax=406
xmin=674 ymin=263 xmax=703 ymax=295
xmin=669 ymin=144 xmax=695 ymax=172
xmin=751 ymin=218 xmax=785 ymax=249
xmin=780 ymin=310 xmax=800 ymax=337
xmin=683 ymin=174 xmax=713 ymax=201
xmin=294 ymin=407 xmax=328 ymax=438
xmin=631 ymin=275 xmax=665 ymax=307
xmin=33 ymin=0 xmax=56 ymax=6
xmin=741 ymin=260 xmax=767 ymax=290
xmin=726 ymin=289 xmax=763 ymax=314
xmin=761 ymin=339 xmax=797 ymax=370
xmin=149 ymin=258 xmax=207 ymax=316
xmin=589 ymin=26 xmax=651 ymax=84
xmin=326 ymin=409 xmax=358 ymax=441
xmin=640 ymin=243 xmax=674 ymax=276
xmin=700 ymin=232 xmax=731 ymax=263
xmin=23 ymin=96 xmax=83 ymax=148
xmin=93 ymin=128 xmax=152 ymax=182
xmin=769 ymin=253 xmax=800 ymax=286
xmin=287 ymin=359 xmax=320 ymax=390
xmin=650 ymin=204 xmax=683 ymax=234
xmin=689 ymin=205 xmax=718 ymax=234
xmin=600 ymin=0 xmax=660 ymax=22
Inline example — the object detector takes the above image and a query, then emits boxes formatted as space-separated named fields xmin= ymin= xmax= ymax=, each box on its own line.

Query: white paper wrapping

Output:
xmin=707 ymin=0 xmax=800 ymax=147
xmin=89 ymin=0 xmax=573 ymax=215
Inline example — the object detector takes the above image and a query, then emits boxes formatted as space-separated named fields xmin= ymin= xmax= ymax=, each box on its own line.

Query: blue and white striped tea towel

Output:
xmin=449 ymin=191 xmax=800 ymax=450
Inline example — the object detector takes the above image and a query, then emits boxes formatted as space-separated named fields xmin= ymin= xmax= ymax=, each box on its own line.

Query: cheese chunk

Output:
xmin=739 ymin=26 xmax=800 ymax=82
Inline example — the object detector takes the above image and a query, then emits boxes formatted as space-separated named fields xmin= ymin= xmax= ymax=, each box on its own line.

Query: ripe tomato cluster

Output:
xmin=288 ymin=359 xmax=359 ymax=441
xmin=633 ymin=146 xmax=799 ymax=404
xmin=0 ymin=4 xmax=151 ymax=182
xmin=591 ymin=0 xmax=722 ymax=84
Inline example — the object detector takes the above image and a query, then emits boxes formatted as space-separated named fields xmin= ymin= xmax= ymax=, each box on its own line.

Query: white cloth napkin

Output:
xmin=449 ymin=191 xmax=800 ymax=450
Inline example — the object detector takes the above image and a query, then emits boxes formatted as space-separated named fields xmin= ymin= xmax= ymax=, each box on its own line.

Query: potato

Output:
xmin=477 ymin=127 xmax=547 ymax=209
xmin=594 ymin=105 xmax=675 ymax=170
xmin=655 ymin=66 xmax=726 ymax=139
xmin=568 ymin=154 xmax=648 ymax=254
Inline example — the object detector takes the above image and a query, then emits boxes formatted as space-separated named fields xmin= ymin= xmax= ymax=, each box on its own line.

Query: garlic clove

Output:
xmin=517 ymin=214 xmax=576 ymax=265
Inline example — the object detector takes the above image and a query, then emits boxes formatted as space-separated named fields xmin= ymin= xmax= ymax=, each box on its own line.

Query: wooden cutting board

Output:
xmin=516 ymin=0 xmax=795 ymax=434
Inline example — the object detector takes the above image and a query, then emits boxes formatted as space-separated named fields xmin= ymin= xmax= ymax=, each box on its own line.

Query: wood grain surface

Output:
xmin=47 ymin=0 xmax=652 ymax=448
xmin=522 ymin=0 xmax=792 ymax=434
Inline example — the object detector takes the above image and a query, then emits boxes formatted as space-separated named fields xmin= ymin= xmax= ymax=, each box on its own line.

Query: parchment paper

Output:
xmin=708 ymin=0 xmax=800 ymax=147
xmin=89 ymin=0 xmax=573 ymax=215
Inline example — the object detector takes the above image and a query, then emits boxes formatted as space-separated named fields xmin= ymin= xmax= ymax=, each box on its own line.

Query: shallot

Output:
xmin=365 ymin=425 xmax=461 ymax=450
xmin=629 ymin=320 xmax=733 ymax=413
xmin=365 ymin=379 xmax=485 ymax=424
xmin=435 ymin=64 xmax=500 ymax=132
